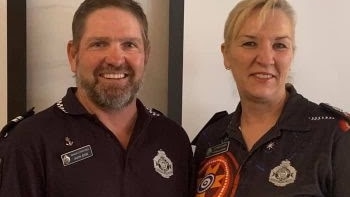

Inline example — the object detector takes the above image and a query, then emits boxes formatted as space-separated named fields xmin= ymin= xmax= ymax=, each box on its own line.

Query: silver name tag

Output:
xmin=206 ymin=141 xmax=230 ymax=158
xmin=61 ymin=145 xmax=93 ymax=166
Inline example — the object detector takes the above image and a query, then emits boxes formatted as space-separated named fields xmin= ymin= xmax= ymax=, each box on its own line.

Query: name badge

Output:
xmin=61 ymin=145 xmax=93 ymax=166
xmin=206 ymin=141 xmax=230 ymax=158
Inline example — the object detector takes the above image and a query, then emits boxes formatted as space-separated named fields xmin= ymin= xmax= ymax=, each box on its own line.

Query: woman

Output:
xmin=192 ymin=0 xmax=350 ymax=196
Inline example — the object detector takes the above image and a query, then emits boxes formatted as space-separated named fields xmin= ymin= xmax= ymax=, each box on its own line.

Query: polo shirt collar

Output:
xmin=56 ymin=87 xmax=150 ymax=122
xmin=225 ymin=84 xmax=312 ymax=140
xmin=56 ymin=87 xmax=89 ymax=115
xmin=276 ymin=84 xmax=312 ymax=132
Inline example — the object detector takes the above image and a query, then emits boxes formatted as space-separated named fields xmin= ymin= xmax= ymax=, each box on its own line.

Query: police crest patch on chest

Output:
xmin=153 ymin=149 xmax=173 ymax=178
xmin=269 ymin=160 xmax=297 ymax=187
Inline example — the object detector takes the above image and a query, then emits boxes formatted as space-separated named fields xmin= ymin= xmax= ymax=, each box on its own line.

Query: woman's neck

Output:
xmin=239 ymin=92 xmax=288 ymax=151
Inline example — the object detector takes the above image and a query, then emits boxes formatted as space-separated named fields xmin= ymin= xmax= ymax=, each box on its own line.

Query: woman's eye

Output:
xmin=242 ymin=41 xmax=256 ymax=48
xmin=273 ymin=43 xmax=287 ymax=50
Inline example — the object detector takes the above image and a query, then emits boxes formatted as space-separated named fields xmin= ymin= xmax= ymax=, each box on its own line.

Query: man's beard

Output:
xmin=76 ymin=64 xmax=143 ymax=111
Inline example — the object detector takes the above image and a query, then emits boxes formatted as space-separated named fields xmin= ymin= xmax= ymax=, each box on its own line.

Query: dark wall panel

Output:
xmin=168 ymin=0 xmax=184 ymax=124
xmin=7 ymin=0 xmax=27 ymax=120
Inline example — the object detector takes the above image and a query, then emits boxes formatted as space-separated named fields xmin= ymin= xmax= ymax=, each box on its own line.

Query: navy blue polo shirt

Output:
xmin=193 ymin=85 xmax=350 ymax=197
xmin=0 ymin=87 xmax=193 ymax=197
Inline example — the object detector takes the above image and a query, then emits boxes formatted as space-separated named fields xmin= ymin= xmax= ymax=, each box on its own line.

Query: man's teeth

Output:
xmin=102 ymin=73 xmax=126 ymax=79
xmin=255 ymin=73 xmax=272 ymax=79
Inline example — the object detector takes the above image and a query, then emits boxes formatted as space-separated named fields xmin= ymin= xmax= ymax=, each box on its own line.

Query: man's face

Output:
xmin=68 ymin=7 xmax=149 ymax=110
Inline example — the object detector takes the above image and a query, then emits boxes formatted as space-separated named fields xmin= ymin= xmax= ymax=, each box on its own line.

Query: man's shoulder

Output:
xmin=144 ymin=107 xmax=190 ymax=137
xmin=145 ymin=107 xmax=164 ymax=118
xmin=137 ymin=100 xmax=174 ymax=124
xmin=147 ymin=107 xmax=183 ymax=128
xmin=0 ymin=108 xmax=36 ymax=140
xmin=0 ymin=108 xmax=36 ymax=155
xmin=139 ymin=103 xmax=165 ymax=119
xmin=0 ymin=104 xmax=63 ymax=141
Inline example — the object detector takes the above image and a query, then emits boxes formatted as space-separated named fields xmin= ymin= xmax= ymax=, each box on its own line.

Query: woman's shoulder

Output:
xmin=318 ymin=103 xmax=350 ymax=123
xmin=309 ymin=103 xmax=350 ymax=133
xmin=192 ymin=111 xmax=232 ymax=146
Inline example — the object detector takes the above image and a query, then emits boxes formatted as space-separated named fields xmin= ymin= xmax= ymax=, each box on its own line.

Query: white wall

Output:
xmin=0 ymin=0 xmax=7 ymax=126
xmin=137 ymin=0 xmax=169 ymax=114
xmin=26 ymin=0 xmax=169 ymax=114
xmin=183 ymin=0 xmax=350 ymax=140
xmin=27 ymin=0 xmax=80 ymax=112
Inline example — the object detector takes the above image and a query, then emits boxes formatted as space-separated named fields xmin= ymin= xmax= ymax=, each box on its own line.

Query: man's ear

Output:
xmin=67 ymin=40 xmax=78 ymax=72
xmin=144 ymin=45 xmax=151 ymax=65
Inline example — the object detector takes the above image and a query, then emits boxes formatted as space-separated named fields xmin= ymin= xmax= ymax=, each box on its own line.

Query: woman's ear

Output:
xmin=221 ymin=43 xmax=230 ymax=70
xmin=67 ymin=40 xmax=78 ymax=73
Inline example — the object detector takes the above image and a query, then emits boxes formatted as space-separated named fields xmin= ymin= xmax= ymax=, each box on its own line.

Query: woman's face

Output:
xmin=222 ymin=9 xmax=294 ymax=103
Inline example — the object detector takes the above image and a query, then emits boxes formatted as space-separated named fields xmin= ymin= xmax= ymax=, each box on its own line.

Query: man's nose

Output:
xmin=104 ymin=45 xmax=125 ymax=65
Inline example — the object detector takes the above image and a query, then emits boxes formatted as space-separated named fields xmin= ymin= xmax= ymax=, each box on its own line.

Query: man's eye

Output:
xmin=124 ymin=41 xmax=137 ymax=48
xmin=90 ymin=41 xmax=107 ymax=48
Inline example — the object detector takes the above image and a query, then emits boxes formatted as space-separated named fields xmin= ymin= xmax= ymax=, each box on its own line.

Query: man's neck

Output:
xmin=95 ymin=102 xmax=138 ymax=149
xmin=76 ymin=89 xmax=138 ymax=149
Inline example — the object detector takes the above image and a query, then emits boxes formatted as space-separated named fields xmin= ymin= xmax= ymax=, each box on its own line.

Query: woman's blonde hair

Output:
xmin=223 ymin=0 xmax=296 ymax=48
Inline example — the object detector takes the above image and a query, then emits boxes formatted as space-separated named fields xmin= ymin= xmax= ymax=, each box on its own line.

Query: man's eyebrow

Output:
xmin=85 ymin=37 xmax=143 ymax=43
xmin=119 ymin=37 xmax=143 ymax=43
xmin=85 ymin=37 xmax=110 ymax=42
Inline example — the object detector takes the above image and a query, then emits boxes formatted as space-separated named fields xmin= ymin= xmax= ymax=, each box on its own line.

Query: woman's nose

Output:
xmin=256 ymin=45 xmax=275 ymax=66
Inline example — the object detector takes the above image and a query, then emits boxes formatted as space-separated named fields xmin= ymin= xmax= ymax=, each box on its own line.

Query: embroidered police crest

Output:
xmin=153 ymin=150 xmax=173 ymax=178
xmin=269 ymin=160 xmax=297 ymax=187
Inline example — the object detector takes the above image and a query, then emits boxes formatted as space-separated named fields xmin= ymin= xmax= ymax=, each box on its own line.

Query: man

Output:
xmin=0 ymin=0 xmax=193 ymax=196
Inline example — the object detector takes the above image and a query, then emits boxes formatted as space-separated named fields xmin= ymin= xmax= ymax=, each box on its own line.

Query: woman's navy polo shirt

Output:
xmin=194 ymin=85 xmax=350 ymax=197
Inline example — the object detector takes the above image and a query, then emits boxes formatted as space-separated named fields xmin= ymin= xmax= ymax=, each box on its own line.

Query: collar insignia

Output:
xmin=147 ymin=108 xmax=161 ymax=117
xmin=153 ymin=149 xmax=173 ymax=178
xmin=309 ymin=116 xmax=335 ymax=121
xmin=65 ymin=137 xmax=74 ymax=146
xmin=269 ymin=160 xmax=297 ymax=187
xmin=266 ymin=142 xmax=275 ymax=151
xmin=56 ymin=100 xmax=68 ymax=113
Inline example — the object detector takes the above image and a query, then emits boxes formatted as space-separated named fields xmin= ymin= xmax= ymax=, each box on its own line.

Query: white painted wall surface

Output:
xmin=137 ymin=0 xmax=169 ymax=114
xmin=27 ymin=0 xmax=80 ymax=112
xmin=0 ymin=0 xmax=7 ymax=126
xmin=26 ymin=0 xmax=169 ymax=114
xmin=183 ymin=0 xmax=350 ymax=140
